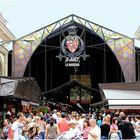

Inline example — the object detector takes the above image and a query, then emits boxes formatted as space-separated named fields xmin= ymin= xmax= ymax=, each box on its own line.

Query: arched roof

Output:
xmin=12 ymin=14 xmax=135 ymax=82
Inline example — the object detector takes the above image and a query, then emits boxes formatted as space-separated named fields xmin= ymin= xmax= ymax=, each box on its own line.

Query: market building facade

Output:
xmin=9 ymin=14 xmax=139 ymax=111
xmin=0 ymin=13 xmax=15 ymax=76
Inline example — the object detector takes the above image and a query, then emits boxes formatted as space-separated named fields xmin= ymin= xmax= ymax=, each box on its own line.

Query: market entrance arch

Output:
xmin=24 ymin=22 xmax=124 ymax=104
xmin=12 ymin=15 xmax=135 ymax=105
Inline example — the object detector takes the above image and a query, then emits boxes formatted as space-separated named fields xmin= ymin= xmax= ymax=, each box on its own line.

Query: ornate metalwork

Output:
xmin=12 ymin=14 xmax=135 ymax=82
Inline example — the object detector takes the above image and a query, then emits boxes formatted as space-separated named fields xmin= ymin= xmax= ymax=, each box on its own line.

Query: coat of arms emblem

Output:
xmin=56 ymin=26 xmax=89 ymax=66
xmin=66 ymin=37 xmax=79 ymax=53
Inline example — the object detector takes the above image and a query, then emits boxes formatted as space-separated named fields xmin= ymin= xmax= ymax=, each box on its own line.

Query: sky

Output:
xmin=0 ymin=0 xmax=140 ymax=46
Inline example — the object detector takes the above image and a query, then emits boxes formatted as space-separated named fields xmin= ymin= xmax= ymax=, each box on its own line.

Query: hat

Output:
xmin=69 ymin=120 xmax=77 ymax=124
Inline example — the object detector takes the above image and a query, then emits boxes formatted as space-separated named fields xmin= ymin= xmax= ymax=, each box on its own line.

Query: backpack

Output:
xmin=109 ymin=132 xmax=119 ymax=140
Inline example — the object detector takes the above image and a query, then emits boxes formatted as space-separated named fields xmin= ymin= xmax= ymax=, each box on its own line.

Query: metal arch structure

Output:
xmin=0 ymin=56 xmax=2 ymax=75
xmin=12 ymin=14 xmax=135 ymax=82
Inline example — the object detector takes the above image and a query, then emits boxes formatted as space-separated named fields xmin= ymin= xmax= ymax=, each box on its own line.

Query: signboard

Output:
xmin=56 ymin=26 xmax=89 ymax=66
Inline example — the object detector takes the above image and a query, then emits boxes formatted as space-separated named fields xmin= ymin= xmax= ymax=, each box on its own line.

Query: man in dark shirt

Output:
xmin=119 ymin=115 xmax=136 ymax=139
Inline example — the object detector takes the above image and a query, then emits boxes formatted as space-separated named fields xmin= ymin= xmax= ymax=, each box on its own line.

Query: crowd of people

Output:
xmin=0 ymin=110 xmax=140 ymax=140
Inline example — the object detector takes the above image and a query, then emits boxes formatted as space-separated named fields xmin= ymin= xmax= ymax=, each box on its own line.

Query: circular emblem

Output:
xmin=61 ymin=35 xmax=84 ymax=57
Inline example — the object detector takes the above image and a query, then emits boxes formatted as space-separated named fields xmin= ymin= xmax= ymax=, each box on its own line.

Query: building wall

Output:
xmin=135 ymin=26 xmax=140 ymax=81
xmin=0 ymin=47 xmax=8 ymax=75
xmin=0 ymin=13 xmax=15 ymax=76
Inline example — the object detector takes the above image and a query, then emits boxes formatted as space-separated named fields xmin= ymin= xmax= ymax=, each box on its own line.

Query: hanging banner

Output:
xmin=70 ymin=87 xmax=80 ymax=104
xmin=70 ymin=87 xmax=91 ymax=104
xmin=81 ymin=89 xmax=91 ymax=104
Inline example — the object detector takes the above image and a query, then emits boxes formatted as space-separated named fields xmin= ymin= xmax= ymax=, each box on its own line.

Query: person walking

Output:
xmin=1 ymin=119 xmax=10 ymax=139
xmin=100 ymin=117 xmax=110 ymax=140
xmin=57 ymin=119 xmax=82 ymax=140
xmin=119 ymin=115 xmax=136 ymax=139
xmin=135 ymin=115 xmax=140 ymax=140
xmin=58 ymin=112 xmax=69 ymax=134
xmin=83 ymin=119 xmax=91 ymax=139
xmin=88 ymin=118 xmax=101 ymax=140
xmin=109 ymin=117 xmax=120 ymax=140
xmin=46 ymin=117 xmax=60 ymax=139
xmin=9 ymin=112 xmax=26 ymax=140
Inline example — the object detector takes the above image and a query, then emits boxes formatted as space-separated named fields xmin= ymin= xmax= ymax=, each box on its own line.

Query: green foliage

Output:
xmin=33 ymin=107 xmax=48 ymax=113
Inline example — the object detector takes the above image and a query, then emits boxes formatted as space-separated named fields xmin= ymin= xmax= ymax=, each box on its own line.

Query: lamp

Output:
xmin=91 ymin=95 xmax=93 ymax=103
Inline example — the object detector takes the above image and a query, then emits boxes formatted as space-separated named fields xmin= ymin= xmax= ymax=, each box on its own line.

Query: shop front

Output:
xmin=0 ymin=76 xmax=41 ymax=121
xmin=99 ymin=82 xmax=140 ymax=113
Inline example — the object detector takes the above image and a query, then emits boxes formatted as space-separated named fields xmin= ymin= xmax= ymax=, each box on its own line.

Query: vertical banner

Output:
xmin=70 ymin=87 xmax=91 ymax=104
xmin=70 ymin=87 xmax=80 ymax=104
